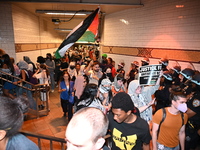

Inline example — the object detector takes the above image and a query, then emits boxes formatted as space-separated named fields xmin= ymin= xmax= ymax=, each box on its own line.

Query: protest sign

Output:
xmin=139 ymin=64 xmax=162 ymax=85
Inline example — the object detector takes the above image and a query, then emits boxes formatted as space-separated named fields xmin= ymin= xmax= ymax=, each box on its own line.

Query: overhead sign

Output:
xmin=139 ymin=64 xmax=162 ymax=85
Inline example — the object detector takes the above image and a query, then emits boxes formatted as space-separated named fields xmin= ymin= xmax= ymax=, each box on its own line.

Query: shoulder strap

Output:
xmin=181 ymin=112 xmax=184 ymax=126
xmin=157 ymin=108 xmax=166 ymax=138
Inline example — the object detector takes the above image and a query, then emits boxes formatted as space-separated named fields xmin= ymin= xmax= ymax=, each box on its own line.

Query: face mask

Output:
xmin=177 ymin=103 xmax=187 ymax=113
xmin=101 ymin=85 xmax=111 ymax=92
xmin=107 ymin=73 xmax=112 ymax=77
xmin=104 ymin=86 xmax=111 ymax=91
xmin=70 ymin=66 xmax=75 ymax=70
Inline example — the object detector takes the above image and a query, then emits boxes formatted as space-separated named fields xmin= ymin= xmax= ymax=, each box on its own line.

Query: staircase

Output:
xmin=0 ymin=70 xmax=49 ymax=118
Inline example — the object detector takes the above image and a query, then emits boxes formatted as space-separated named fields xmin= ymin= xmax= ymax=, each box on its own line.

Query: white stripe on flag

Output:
xmin=59 ymin=43 xmax=74 ymax=57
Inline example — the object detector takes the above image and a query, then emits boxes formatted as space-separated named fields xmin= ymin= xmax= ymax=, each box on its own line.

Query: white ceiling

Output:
xmin=9 ymin=0 xmax=143 ymax=37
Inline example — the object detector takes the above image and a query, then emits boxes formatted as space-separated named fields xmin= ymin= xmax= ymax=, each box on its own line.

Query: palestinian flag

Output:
xmin=55 ymin=8 xmax=99 ymax=59
xmin=77 ymin=11 xmax=99 ymax=43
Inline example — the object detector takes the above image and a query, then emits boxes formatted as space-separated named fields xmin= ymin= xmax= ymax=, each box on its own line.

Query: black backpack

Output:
xmin=157 ymin=108 xmax=184 ymax=138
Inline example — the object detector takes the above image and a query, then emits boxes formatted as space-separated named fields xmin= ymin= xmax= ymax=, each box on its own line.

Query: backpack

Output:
xmin=157 ymin=108 xmax=184 ymax=138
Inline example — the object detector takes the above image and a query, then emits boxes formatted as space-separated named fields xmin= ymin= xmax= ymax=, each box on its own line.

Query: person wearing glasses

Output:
xmin=0 ymin=96 xmax=39 ymax=150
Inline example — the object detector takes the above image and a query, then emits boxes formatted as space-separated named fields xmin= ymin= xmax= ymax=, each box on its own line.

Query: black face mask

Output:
xmin=107 ymin=73 xmax=112 ymax=78
xmin=70 ymin=66 xmax=75 ymax=70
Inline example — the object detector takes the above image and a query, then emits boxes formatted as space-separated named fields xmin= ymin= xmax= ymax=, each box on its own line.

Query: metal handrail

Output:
xmin=20 ymin=130 xmax=111 ymax=150
xmin=20 ymin=130 xmax=66 ymax=150
xmin=0 ymin=70 xmax=48 ymax=91
xmin=0 ymin=70 xmax=50 ymax=118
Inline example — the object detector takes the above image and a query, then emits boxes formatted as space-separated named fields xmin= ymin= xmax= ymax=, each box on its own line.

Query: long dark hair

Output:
xmin=2 ymin=54 xmax=14 ymax=74
xmin=60 ymin=70 xmax=71 ymax=82
xmin=78 ymin=83 xmax=98 ymax=105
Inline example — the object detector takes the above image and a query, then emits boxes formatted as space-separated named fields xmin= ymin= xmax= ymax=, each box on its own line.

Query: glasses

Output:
xmin=0 ymin=127 xmax=11 ymax=131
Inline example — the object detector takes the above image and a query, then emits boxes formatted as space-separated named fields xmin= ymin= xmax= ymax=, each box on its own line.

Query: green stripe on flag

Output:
xmin=77 ymin=31 xmax=95 ymax=43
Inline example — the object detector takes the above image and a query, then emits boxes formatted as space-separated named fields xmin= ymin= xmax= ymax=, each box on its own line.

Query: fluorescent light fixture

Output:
xmin=54 ymin=28 xmax=72 ymax=32
xmin=36 ymin=10 xmax=92 ymax=16
xmin=46 ymin=12 xmax=86 ymax=15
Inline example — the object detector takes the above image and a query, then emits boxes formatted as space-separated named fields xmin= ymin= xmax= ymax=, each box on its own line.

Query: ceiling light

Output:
xmin=54 ymin=28 xmax=72 ymax=32
xmin=36 ymin=10 xmax=92 ymax=16
xmin=46 ymin=12 xmax=86 ymax=16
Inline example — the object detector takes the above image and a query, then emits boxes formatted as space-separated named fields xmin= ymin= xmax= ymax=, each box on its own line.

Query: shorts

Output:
xmin=3 ymin=82 xmax=16 ymax=90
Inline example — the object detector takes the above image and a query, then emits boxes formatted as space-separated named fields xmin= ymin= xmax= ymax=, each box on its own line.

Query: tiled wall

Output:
xmin=12 ymin=4 xmax=63 ymax=63
xmin=102 ymin=0 xmax=200 ymax=72
xmin=103 ymin=0 xmax=200 ymax=49
xmin=0 ymin=3 xmax=15 ymax=59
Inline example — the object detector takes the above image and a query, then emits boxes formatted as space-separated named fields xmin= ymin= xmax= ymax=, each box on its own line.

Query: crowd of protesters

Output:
xmin=1 ymin=46 xmax=200 ymax=150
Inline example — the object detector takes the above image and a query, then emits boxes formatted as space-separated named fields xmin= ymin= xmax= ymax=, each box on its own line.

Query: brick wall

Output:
xmin=0 ymin=3 xmax=15 ymax=59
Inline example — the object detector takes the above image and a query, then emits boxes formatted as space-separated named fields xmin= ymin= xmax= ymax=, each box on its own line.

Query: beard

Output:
xmin=94 ymin=69 xmax=99 ymax=72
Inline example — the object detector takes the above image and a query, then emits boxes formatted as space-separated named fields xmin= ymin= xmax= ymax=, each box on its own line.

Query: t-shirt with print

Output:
xmin=108 ymin=113 xmax=151 ymax=150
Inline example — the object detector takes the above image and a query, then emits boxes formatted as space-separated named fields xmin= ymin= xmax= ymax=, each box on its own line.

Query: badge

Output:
xmin=192 ymin=99 xmax=200 ymax=107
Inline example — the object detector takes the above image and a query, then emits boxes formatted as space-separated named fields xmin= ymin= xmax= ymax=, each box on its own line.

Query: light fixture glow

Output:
xmin=120 ymin=19 xmax=129 ymax=25
xmin=176 ymin=5 xmax=184 ymax=8
xmin=45 ymin=12 xmax=86 ymax=16
xmin=36 ymin=10 xmax=92 ymax=16
xmin=54 ymin=28 xmax=72 ymax=32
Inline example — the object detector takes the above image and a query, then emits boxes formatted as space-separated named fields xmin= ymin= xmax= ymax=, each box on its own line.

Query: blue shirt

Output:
xmin=60 ymin=81 xmax=70 ymax=100
xmin=6 ymin=134 xmax=39 ymax=150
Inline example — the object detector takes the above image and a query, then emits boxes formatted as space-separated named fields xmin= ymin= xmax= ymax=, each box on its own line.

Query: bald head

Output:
xmin=66 ymin=107 xmax=108 ymax=150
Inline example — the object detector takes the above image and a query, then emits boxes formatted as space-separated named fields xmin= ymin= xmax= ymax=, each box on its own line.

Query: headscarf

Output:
xmin=17 ymin=60 xmax=29 ymax=70
xmin=23 ymin=56 xmax=32 ymax=64
xmin=128 ymin=80 xmax=140 ymax=96
xmin=99 ymin=78 xmax=111 ymax=93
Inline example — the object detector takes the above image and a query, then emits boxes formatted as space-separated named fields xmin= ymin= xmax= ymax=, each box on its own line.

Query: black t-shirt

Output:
xmin=60 ymin=62 xmax=69 ymax=69
xmin=108 ymin=113 xmax=151 ymax=150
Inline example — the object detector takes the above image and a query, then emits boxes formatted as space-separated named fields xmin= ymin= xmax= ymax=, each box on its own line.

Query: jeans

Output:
xmin=49 ymin=72 xmax=55 ymax=91
xmin=157 ymin=142 xmax=179 ymax=150
xmin=61 ymin=99 xmax=73 ymax=121
xmin=17 ymin=84 xmax=37 ymax=110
